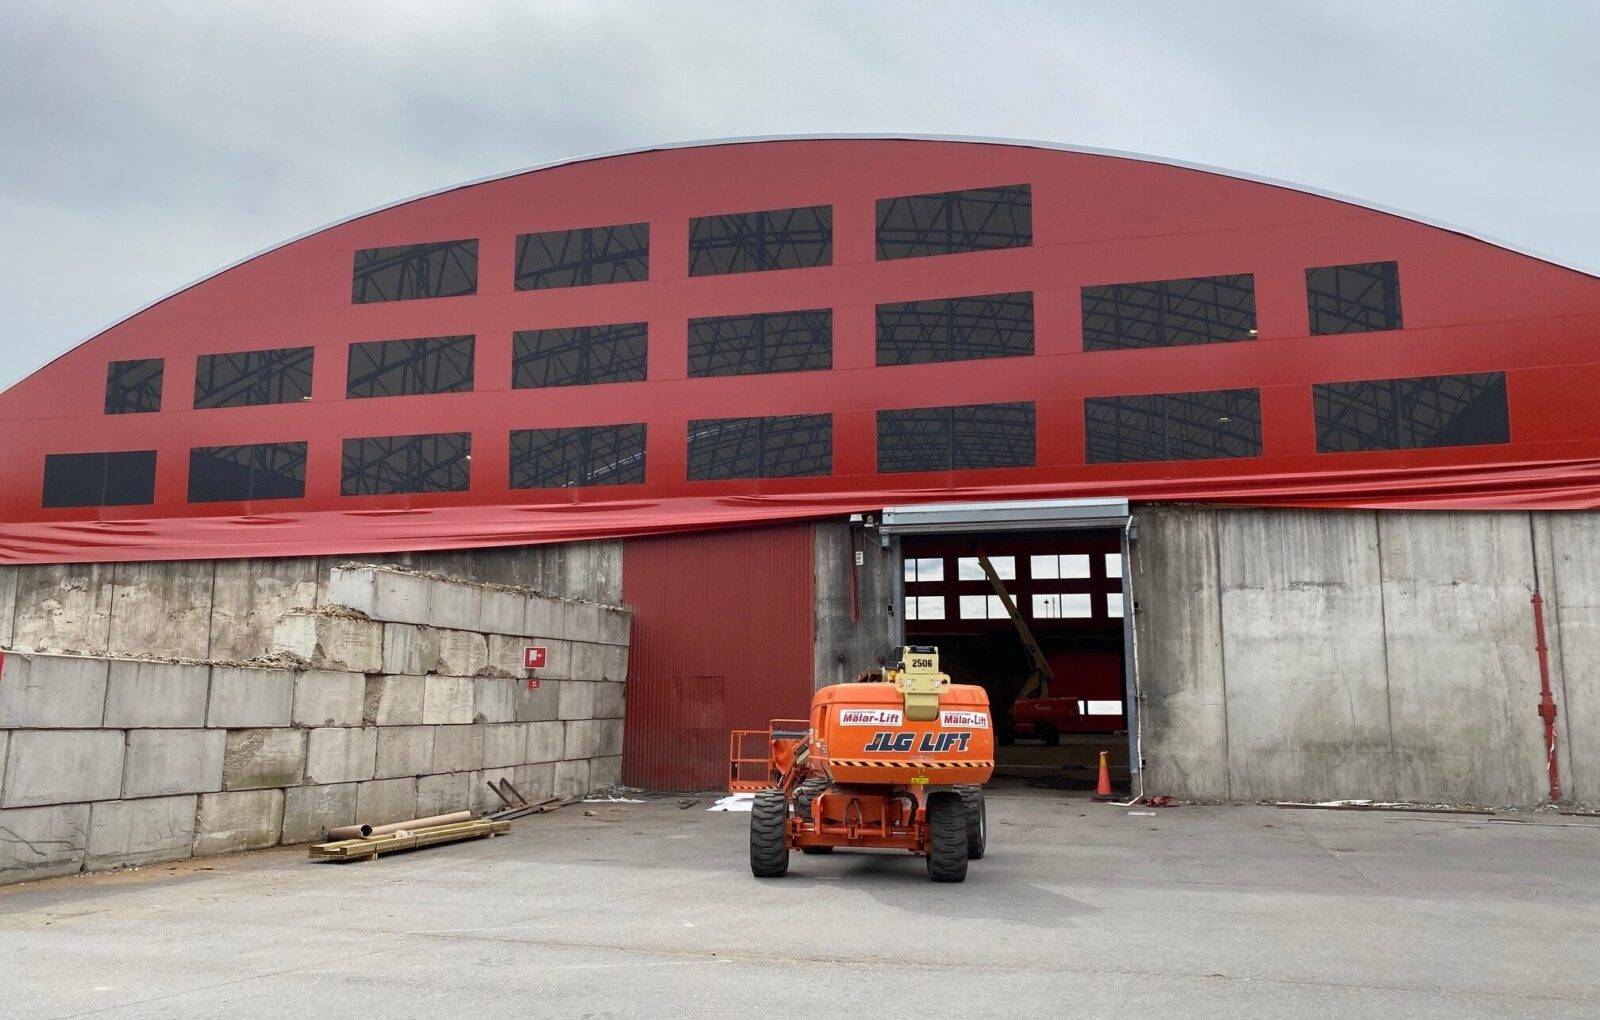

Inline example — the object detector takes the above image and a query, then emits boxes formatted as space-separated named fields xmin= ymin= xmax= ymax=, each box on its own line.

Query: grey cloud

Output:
xmin=2 ymin=0 xmax=1596 ymax=391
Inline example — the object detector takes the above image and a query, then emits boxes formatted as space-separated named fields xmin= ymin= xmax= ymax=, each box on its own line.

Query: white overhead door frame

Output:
xmin=875 ymin=497 xmax=1142 ymax=778
xmin=878 ymin=497 xmax=1131 ymax=536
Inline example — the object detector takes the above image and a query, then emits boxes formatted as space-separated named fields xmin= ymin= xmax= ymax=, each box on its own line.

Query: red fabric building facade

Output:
xmin=4 ymin=137 xmax=1599 ymax=565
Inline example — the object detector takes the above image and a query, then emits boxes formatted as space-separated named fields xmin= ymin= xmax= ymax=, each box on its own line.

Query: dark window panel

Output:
xmin=194 ymin=347 xmax=313 ymax=408
xmin=351 ymin=240 xmax=477 ymax=303
xmin=1081 ymin=274 xmax=1257 ymax=351
xmin=249 ymin=442 xmax=309 ymax=499
xmin=687 ymin=414 xmax=832 ymax=480
xmin=876 ymin=184 xmax=1032 ymax=260
xmin=688 ymin=205 xmax=832 ymax=276
xmin=105 ymin=358 xmax=163 ymax=414
xmin=42 ymin=453 xmax=109 ymax=508
xmin=101 ymin=451 xmax=157 ymax=506
xmin=187 ymin=445 xmax=252 ymax=503
xmin=42 ymin=450 xmax=157 ymax=508
xmin=188 ymin=442 xmax=307 ymax=502
xmin=876 ymin=292 xmax=1034 ymax=365
xmin=515 ymin=223 xmax=650 ymax=291
xmin=512 ymin=323 xmax=647 ymax=389
xmin=953 ymin=402 xmax=1036 ymax=469
xmin=510 ymin=424 xmax=646 ymax=489
xmin=877 ymin=407 xmax=950 ymax=473
xmin=1086 ymin=389 xmax=1262 ymax=463
xmin=687 ymin=309 xmax=831 ymax=377
xmin=1307 ymin=261 xmax=1403 ymax=334
xmin=759 ymin=414 xmax=834 ymax=477
xmin=340 ymin=433 xmax=471 ymax=495
xmin=877 ymin=402 xmax=1035 ymax=473
xmin=686 ymin=417 xmax=760 ymax=480
xmin=347 ymin=336 xmax=474 ymax=398
xmin=1314 ymin=372 xmax=1508 ymax=453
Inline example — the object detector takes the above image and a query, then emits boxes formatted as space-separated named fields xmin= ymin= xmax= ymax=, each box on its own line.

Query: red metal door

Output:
xmin=622 ymin=524 xmax=816 ymax=791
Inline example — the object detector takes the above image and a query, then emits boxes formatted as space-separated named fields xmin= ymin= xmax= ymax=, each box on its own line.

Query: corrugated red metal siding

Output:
xmin=621 ymin=523 xmax=815 ymax=791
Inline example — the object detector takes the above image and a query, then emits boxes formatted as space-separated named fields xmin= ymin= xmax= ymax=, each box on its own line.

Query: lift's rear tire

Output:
xmin=794 ymin=777 xmax=828 ymax=822
xmin=750 ymin=790 xmax=790 ymax=878
xmin=926 ymin=793 xmax=969 ymax=883
xmin=958 ymin=786 xmax=987 ymax=860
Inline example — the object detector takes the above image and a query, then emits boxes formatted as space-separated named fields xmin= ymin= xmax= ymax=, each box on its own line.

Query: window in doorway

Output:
xmin=1105 ymin=552 xmax=1123 ymax=578
xmin=904 ymin=595 xmax=946 ymax=620
xmin=1029 ymin=553 xmax=1090 ymax=579
xmin=904 ymin=557 xmax=945 ymax=582
xmin=957 ymin=555 xmax=1014 ymax=580
xmin=1107 ymin=592 xmax=1125 ymax=618
xmin=959 ymin=594 xmax=1011 ymax=620
xmin=1031 ymin=593 xmax=1093 ymax=619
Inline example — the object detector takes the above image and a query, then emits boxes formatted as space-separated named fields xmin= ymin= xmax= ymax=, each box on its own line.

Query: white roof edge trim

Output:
xmin=17 ymin=133 xmax=1598 ymax=391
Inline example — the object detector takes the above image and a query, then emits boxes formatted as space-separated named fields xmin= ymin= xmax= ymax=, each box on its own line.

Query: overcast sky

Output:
xmin=3 ymin=1 xmax=1596 ymax=392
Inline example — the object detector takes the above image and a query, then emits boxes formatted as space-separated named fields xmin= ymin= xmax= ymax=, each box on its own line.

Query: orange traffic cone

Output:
xmin=1091 ymin=750 xmax=1113 ymax=801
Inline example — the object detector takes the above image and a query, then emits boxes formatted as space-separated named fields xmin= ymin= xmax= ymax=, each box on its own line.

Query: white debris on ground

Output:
xmin=709 ymin=793 xmax=755 ymax=812
xmin=583 ymin=797 xmax=647 ymax=803
xmin=1279 ymin=799 xmax=1477 ymax=811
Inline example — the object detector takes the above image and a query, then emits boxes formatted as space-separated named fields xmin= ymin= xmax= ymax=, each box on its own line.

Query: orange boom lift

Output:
xmin=728 ymin=646 xmax=994 ymax=882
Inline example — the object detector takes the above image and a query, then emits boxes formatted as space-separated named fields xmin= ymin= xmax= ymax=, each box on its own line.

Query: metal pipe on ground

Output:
xmin=325 ymin=811 xmax=474 ymax=842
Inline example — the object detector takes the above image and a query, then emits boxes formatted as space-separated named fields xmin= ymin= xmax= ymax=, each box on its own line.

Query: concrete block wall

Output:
xmin=0 ymin=560 xmax=629 ymax=885
xmin=1133 ymin=507 xmax=1600 ymax=808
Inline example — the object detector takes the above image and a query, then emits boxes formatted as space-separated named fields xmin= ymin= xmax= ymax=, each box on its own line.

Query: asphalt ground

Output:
xmin=2 ymin=790 xmax=1596 ymax=1018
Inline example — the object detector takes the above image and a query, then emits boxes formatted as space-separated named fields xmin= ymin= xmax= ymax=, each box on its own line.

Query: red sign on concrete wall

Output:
xmin=524 ymin=646 xmax=547 ymax=670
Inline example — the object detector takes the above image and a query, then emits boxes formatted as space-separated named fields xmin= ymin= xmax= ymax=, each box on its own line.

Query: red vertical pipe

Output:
xmin=1530 ymin=592 xmax=1562 ymax=802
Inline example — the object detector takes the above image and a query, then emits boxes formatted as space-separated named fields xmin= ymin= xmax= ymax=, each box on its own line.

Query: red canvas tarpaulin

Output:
xmin=6 ymin=454 xmax=1600 ymax=564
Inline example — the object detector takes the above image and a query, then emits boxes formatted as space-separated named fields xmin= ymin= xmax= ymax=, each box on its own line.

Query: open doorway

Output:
xmin=899 ymin=529 xmax=1130 ymax=792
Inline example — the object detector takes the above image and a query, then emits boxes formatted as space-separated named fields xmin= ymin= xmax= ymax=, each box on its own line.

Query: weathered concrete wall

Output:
xmin=391 ymin=541 xmax=623 ymax=605
xmin=4 ymin=540 xmax=620 ymax=665
xmin=1379 ymin=513 xmax=1548 ymax=804
xmin=813 ymin=522 xmax=898 ymax=689
xmin=1131 ymin=511 xmax=1231 ymax=800
xmin=1218 ymin=511 xmax=1392 ymax=802
xmin=1134 ymin=507 xmax=1595 ymax=808
xmin=0 ymin=562 xmax=628 ymax=885
xmin=0 ymin=564 xmax=17 ymax=648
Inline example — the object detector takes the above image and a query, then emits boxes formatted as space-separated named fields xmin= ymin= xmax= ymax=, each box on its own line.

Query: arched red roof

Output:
xmin=4 ymin=136 xmax=1599 ymax=564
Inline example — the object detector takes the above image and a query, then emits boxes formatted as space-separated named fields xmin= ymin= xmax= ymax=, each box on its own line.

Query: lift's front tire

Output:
xmin=750 ymin=790 xmax=790 ymax=878
xmin=958 ymin=786 xmax=987 ymax=860
xmin=926 ymin=793 xmax=969 ymax=882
